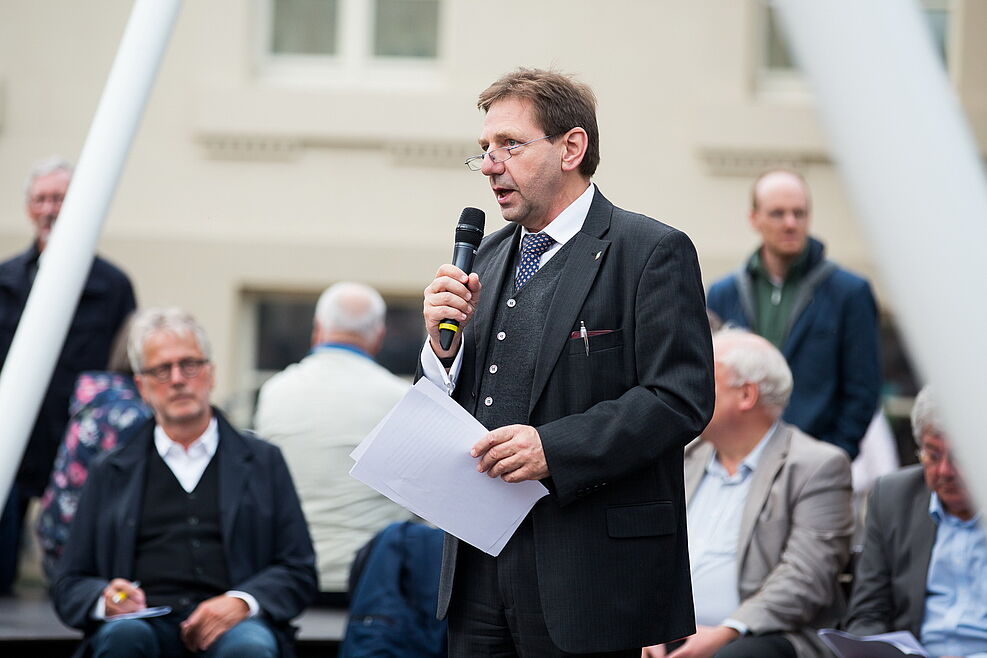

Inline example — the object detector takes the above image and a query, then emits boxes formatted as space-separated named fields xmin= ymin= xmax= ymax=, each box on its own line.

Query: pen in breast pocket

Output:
xmin=580 ymin=320 xmax=589 ymax=356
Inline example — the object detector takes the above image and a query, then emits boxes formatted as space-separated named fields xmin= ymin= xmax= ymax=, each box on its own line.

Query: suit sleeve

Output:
xmin=51 ymin=460 xmax=112 ymax=632
xmin=231 ymin=446 xmax=317 ymax=622
xmin=730 ymin=450 xmax=853 ymax=632
xmin=844 ymin=478 xmax=897 ymax=635
xmin=828 ymin=280 xmax=881 ymax=458
xmin=538 ymin=229 xmax=715 ymax=506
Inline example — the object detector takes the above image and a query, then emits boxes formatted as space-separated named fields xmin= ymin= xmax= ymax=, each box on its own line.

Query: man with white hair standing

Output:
xmin=255 ymin=282 xmax=411 ymax=604
xmin=0 ymin=156 xmax=135 ymax=594
xmin=647 ymin=329 xmax=852 ymax=658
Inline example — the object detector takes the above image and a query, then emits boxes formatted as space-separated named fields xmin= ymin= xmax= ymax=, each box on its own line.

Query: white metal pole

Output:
xmin=0 ymin=0 xmax=182 ymax=511
xmin=774 ymin=0 xmax=987 ymax=520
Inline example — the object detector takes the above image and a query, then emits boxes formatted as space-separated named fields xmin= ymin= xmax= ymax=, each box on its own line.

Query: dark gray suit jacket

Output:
xmin=441 ymin=188 xmax=715 ymax=653
xmin=53 ymin=411 xmax=318 ymax=649
xmin=844 ymin=465 xmax=935 ymax=637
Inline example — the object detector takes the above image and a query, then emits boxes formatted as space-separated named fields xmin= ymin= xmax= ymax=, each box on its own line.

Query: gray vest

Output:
xmin=474 ymin=243 xmax=570 ymax=430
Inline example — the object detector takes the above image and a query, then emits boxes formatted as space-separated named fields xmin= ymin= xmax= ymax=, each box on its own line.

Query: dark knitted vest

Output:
xmin=134 ymin=444 xmax=231 ymax=610
xmin=474 ymin=242 xmax=570 ymax=430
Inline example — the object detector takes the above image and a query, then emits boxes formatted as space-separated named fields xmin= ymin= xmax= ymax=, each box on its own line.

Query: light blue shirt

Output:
xmin=688 ymin=425 xmax=776 ymax=631
xmin=920 ymin=493 xmax=987 ymax=658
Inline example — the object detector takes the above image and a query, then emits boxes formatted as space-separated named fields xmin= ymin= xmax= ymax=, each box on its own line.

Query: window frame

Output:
xmin=257 ymin=0 xmax=444 ymax=88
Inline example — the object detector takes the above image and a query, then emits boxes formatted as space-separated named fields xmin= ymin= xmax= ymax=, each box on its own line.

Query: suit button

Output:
xmin=188 ymin=516 xmax=199 ymax=526
xmin=180 ymin=597 xmax=191 ymax=607
xmin=497 ymin=331 xmax=506 ymax=341
xmin=195 ymin=566 xmax=204 ymax=575
xmin=507 ymin=299 xmax=516 ymax=308
xmin=489 ymin=364 xmax=498 ymax=374
xmin=484 ymin=397 xmax=493 ymax=407
xmin=191 ymin=539 xmax=201 ymax=549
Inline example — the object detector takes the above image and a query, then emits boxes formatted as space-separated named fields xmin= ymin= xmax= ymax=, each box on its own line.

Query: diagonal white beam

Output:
xmin=0 ymin=0 xmax=183 ymax=511
xmin=774 ymin=0 xmax=987 ymax=521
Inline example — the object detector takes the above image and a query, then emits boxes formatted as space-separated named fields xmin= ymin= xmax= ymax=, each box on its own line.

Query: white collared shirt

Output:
xmin=421 ymin=182 xmax=596 ymax=392
xmin=688 ymin=424 xmax=777 ymax=634
xmin=154 ymin=418 xmax=219 ymax=493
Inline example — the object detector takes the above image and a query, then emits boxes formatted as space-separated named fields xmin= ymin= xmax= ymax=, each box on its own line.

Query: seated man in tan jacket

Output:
xmin=647 ymin=329 xmax=853 ymax=658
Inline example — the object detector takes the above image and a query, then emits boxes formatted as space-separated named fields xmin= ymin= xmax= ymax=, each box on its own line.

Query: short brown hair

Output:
xmin=477 ymin=68 xmax=600 ymax=178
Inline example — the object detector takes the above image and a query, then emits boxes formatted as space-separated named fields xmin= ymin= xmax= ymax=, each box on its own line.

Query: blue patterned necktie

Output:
xmin=515 ymin=232 xmax=556 ymax=291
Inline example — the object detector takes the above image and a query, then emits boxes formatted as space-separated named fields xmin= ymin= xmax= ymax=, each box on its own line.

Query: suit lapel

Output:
xmin=528 ymin=191 xmax=612 ymax=414
xmin=736 ymin=423 xmax=788 ymax=565
xmin=105 ymin=420 xmax=155 ymax=575
xmin=472 ymin=228 xmax=519 ymax=381
xmin=908 ymin=486 xmax=936 ymax=616
xmin=215 ymin=412 xmax=253 ymax=553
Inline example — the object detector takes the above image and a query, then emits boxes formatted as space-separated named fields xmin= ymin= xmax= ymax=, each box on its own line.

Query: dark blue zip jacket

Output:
xmin=707 ymin=237 xmax=880 ymax=459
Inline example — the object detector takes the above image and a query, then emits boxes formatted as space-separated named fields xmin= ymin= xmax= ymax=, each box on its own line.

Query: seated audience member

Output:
xmin=36 ymin=314 xmax=152 ymax=580
xmin=254 ymin=282 xmax=411 ymax=604
xmin=646 ymin=329 xmax=852 ymax=658
xmin=53 ymin=308 xmax=317 ymax=658
xmin=845 ymin=386 xmax=987 ymax=657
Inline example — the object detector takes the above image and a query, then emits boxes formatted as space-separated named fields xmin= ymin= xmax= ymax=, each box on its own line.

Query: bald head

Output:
xmin=749 ymin=169 xmax=811 ymax=267
xmin=750 ymin=169 xmax=810 ymax=212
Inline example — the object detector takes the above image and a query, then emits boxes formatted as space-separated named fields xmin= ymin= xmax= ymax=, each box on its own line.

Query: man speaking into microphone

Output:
xmin=421 ymin=68 xmax=715 ymax=656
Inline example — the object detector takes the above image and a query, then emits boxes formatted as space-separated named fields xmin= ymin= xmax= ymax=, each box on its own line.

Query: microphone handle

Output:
xmin=438 ymin=241 xmax=478 ymax=351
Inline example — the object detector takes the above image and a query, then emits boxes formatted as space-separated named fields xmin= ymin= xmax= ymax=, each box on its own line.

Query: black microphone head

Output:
xmin=455 ymin=207 xmax=485 ymax=247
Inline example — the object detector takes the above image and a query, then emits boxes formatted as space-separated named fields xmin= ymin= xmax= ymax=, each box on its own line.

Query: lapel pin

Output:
xmin=594 ymin=251 xmax=602 ymax=260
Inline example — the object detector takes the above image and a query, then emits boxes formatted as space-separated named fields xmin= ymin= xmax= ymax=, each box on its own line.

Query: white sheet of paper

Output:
xmin=105 ymin=605 xmax=172 ymax=621
xmin=350 ymin=378 xmax=548 ymax=556
xmin=817 ymin=628 xmax=929 ymax=658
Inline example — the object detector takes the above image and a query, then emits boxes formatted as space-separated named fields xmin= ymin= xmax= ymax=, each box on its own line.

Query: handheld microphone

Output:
xmin=439 ymin=207 xmax=485 ymax=351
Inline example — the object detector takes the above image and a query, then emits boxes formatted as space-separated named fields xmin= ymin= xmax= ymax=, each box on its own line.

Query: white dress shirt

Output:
xmin=421 ymin=182 xmax=596 ymax=392
xmin=153 ymin=419 xmax=219 ymax=493
xmin=687 ymin=425 xmax=775 ymax=634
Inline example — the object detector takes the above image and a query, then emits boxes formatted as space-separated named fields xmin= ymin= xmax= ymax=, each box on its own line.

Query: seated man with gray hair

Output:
xmin=647 ymin=329 xmax=852 ymax=658
xmin=845 ymin=385 xmax=987 ymax=657
xmin=53 ymin=308 xmax=317 ymax=657
xmin=255 ymin=282 xmax=411 ymax=604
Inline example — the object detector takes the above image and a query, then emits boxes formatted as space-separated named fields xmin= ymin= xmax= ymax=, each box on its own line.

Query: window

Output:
xmin=267 ymin=0 xmax=440 ymax=61
xmin=758 ymin=0 xmax=952 ymax=94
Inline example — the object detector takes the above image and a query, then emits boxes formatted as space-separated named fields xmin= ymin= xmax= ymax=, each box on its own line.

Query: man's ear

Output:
xmin=560 ymin=128 xmax=588 ymax=173
xmin=738 ymin=381 xmax=760 ymax=412
xmin=134 ymin=374 xmax=146 ymax=402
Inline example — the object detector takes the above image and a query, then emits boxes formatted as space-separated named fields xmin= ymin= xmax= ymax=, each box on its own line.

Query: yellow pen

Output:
xmin=111 ymin=580 xmax=140 ymax=604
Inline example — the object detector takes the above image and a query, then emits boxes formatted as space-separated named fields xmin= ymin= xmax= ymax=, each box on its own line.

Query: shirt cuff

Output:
xmin=721 ymin=618 xmax=749 ymax=636
xmin=225 ymin=591 xmax=260 ymax=618
xmin=419 ymin=340 xmax=462 ymax=395
xmin=92 ymin=595 xmax=106 ymax=620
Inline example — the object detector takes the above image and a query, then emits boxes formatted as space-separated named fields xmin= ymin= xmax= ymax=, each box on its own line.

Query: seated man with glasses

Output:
xmin=845 ymin=385 xmax=987 ymax=657
xmin=53 ymin=307 xmax=317 ymax=658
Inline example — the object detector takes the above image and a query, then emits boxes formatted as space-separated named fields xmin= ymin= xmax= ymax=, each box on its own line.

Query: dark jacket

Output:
xmin=441 ymin=188 xmax=715 ymax=652
xmin=0 ymin=243 xmax=136 ymax=496
xmin=706 ymin=237 xmax=881 ymax=458
xmin=52 ymin=410 xmax=318 ymax=654
xmin=340 ymin=522 xmax=445 ymax=658
xmin=844 ymin=466 xmax=934 ymax=637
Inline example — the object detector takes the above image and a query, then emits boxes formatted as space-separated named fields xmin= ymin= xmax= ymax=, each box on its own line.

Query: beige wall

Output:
xmin=1 ymin=0 xmax=984 ymax=402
